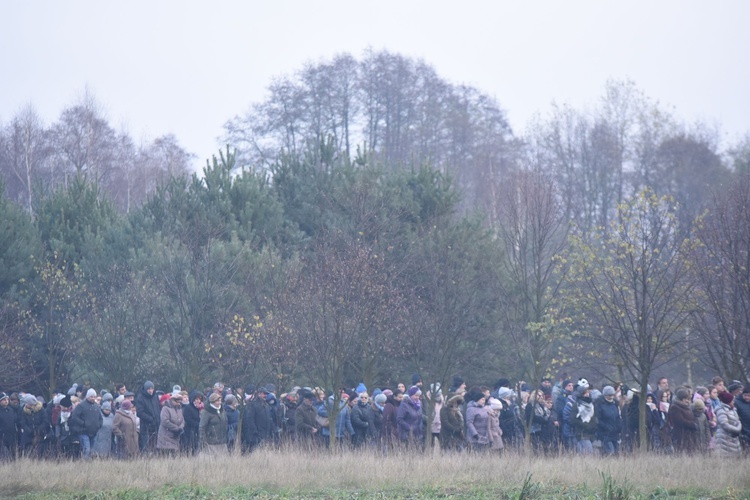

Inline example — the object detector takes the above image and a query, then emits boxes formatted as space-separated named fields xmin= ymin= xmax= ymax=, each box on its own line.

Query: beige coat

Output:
xmin=157 ymin=400 xmax=185 ymax=451
xmin=112 ymin=409 xmax=139 ymax=457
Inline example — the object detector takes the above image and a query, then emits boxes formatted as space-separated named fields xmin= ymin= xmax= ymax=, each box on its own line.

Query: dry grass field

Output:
xmin=1 ymin=447 xmax=749 ymax=498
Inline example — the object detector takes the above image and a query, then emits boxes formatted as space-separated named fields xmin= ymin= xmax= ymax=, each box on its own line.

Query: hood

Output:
xmin=446 ymin=394 xmax=464 ymax=407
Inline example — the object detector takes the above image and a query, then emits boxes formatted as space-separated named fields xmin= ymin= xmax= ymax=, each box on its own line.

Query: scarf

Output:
xmin=577 ymin=398 xmax=594 ymax=423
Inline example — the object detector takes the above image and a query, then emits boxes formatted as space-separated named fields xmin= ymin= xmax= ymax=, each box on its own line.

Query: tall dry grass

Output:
xmin=1 ymin=447 xmax=749 ymax=496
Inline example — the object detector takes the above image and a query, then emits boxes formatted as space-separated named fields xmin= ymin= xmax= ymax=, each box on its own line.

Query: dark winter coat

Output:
xmin=70 ymin=399 xmax=103 ymax=438
xmin=134 ymin=385 xmax=161 ymax=435
xmin=382 ymin=397 xmax=400 ymax=443
xmin=499 ymin=399 xmax=523 ymax=446
xmin=570 ymin=397 xmax=598 ymax=441
xmin=19 ymin=402 xmax=49 ymax=449
xmin=199 ymin=404 xmax=227 ymax=446
xmin=668 ymin=399 xmax=698 ymax=453
xmin=734 ymin=396 xmax=750 ymax=443
xmin=182 ymin=395 xmax=202 ymax=453
xmin=157 ymin=400 xmax=184 ymax=451
xmin=596 ymin=398 xmax=622 ymax=443
xmin=0 ymin=404 xmax=18 ymax=448
xmin=350 ymin=401 xmax=376 ymax=445
xmin=225 ymin=406 xmax=239 ymax=446
xmin=243 ymin=397 xmax=272 ymax=447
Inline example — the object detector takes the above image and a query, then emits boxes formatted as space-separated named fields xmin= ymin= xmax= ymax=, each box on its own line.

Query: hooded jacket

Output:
xmin=157 ymin=399 xmax=185 ymax=451
xmin=243 ymin=396 xmax=272 ymax=446
xmin=668 ymin=399 xmax=698 ymax=452
xmin=0 ymin=403 xmax=18 ymax=447
xmin=596 ymin=397 xmax=622 ymax=442
xmin=134 ymin=384 xmax=161 ymax=433
xmin=199 ymin=404 xmax=227 ymax=446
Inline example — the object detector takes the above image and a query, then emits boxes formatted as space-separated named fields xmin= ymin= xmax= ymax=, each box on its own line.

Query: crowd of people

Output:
xmin=0 ymin=373 xmax=748 ymax=460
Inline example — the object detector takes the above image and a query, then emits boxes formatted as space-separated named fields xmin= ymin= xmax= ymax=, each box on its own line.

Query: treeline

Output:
xmin=0 ymin=51 xmax=749 ymax=415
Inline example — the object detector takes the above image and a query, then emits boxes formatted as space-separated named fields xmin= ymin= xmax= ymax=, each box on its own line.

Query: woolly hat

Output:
xmin=727 ymin=382 xmax=743 ymax=393
xmin=53 ymin=394 xmax=65 ymax=405
xmin=102 ymin=392 xmax=113 ymax=402
xmin=121 ymin=400 xmax=133 ymax=410
xmin=575 ymin=385 xmax=589 ymax=397
xmin=411 ymin=373 xmax=422 ymax=385
xmin=67 ymin=383 xmax=78 ymax=396
xmin=0 ymin=392 xmax=8 ymax=402
xmin=408 ymin=386 xmax=422 ymax=397
xmin=60 ymin=396 xmax=72 ymax=408
xmin=374 ymin=393 xmax=387 ymax=405
xmin=451 ymin=375 xmax=464 ymax=389
xmin=562 ymin=380 xmax=573 ymax=390
xmin=744 ymin=386 xmax=750 ymax=395
xmin=382 ymin=389 xmax=393 ymax=397
xmin=170 ymin=391 xmax=182 ymax=400
xmin=577 ymin=378 xmax=589 ymax=389
xmin=719 ymin=391 xmax=734 ymax=405
xmin=144 ymin=381 xmax=155 ymax=391
xmin=114 ymin=395 xmax=124 ymax=404
xmin=497 ymin=387 xmax=513 ymax=400
xmin=101 ymin=402 xmax=112 ymax=411
xmin=692 ymin=399 xmax=705 ymax=411
xmin=24 ymin=395 xmax=39 ymax=407
xmin=159 ymin=394 xmax=170 ymax=405
xmin=602 ymin=386 xmax=616 ymax=397
xmin=245 ymin=384 xmax=256 ymax=395
xmin=356 ymin=383 xmax=367 ymax=395
xmin=265 ymin=383 xmax=276 ymax=393
xmin=172 ymin=385 xmax=182 ymax=393
xmin=86 ymin=389 xmax=97 ymax=399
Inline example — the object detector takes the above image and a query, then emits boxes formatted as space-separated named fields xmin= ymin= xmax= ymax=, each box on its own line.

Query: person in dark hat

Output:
xmin=182 ymin=390 xmax=204 ymax=456
xmin=134 ymin=381 xmax=161 ymax=453
xmin=242 ymin=386 xmax=272 ymax=453
xmin=295 ymin=390 xmax=320 ymax=447
xmin=734 ymin=386 xmax=750 ymax=451
xmin=0 ymin=392 xmax=18 ymax=459
xmin=715 ymin=391 xmax=742 ymax=457
xmin=411 ymin=374 xmax=423 ymax=388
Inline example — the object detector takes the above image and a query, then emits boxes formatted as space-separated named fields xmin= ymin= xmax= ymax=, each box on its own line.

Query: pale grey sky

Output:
xmin=2 ymin=1 xmax=749 ymax=168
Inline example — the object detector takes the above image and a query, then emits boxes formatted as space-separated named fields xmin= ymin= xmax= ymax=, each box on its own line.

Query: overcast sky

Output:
xmin=2 ymin=1 xmax=749 ymax=169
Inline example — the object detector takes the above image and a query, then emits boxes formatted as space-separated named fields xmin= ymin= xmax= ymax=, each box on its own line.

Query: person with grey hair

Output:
xmin=92 ymin=401 xmax=114 ymax=458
